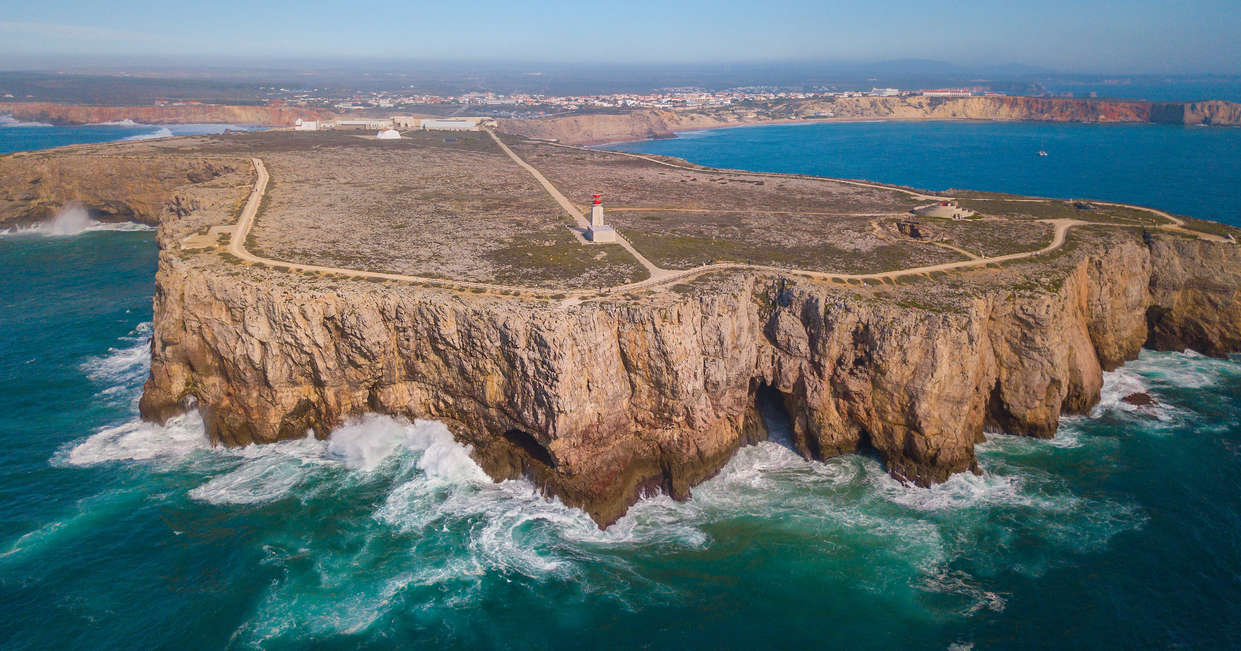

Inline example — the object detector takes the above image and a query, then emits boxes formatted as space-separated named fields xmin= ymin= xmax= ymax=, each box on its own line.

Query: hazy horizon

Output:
xmin=3 ymin=0 xmax=1240 ymax=75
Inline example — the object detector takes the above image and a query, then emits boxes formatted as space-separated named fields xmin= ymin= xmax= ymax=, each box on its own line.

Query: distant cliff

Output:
xmin=500 ymin=96 xmax=1241 ymax=144
xmin=0 ymin=102 xmax=333 ymax=127
xmin=0 ymin=152 xmax=242 ymax=227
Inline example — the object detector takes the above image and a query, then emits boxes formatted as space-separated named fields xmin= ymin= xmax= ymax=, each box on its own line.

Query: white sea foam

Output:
xmin=1132 ymin=349 xmax=1239 ymax=389
xmin=91 ymin=119 xmax=141 ymax=126
xmin=188 ymin=453 xmax=311 ymax=505
xmin=326 ymin=416 xmax=409 ymax=471
xmin=56 ymin=404 xmax=1148 ymax=635
xmin=124 ymin=127 xmax=174 ymax=141
xmin=920 ymin=569 xmax=1008 ymax=615
xmin=869 ymin=466 xmax=1035 ymax=512
xmin=79 ymin=322 xmax=151 ymax=406
xmin=32 ymin=203 xmax=95 ymax=235
xmin=0 ymin=203 xmax=155 ymax=237
xmin=60 ymin=410 xmax=210 ymax=466
xmin=1087 ymin=348 xmax=1241 ymax=425
xmin=0 ymin=114 xmax=53 ymax=127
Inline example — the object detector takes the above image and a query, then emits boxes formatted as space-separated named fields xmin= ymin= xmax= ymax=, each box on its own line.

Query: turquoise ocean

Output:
xmin=3 ymin=117 xmax=1241 ymax=649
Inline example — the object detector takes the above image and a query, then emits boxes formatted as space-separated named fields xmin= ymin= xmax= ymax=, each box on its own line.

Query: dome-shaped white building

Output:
xmin=376 ymin=129 xmax=401 ymax=140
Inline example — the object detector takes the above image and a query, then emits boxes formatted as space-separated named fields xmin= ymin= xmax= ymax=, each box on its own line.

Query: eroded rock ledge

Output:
xmin=139 ymin=230 xmax=1241 ymax=526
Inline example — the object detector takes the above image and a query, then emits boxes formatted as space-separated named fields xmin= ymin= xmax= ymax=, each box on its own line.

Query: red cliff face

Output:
xmin=0 ymin=102 xmax=334 ymax=127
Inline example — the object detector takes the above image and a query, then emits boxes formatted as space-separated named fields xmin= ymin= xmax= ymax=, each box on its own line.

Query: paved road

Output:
xmin=485 ymin=130 xmax=674 ymax=280
xmin=218 ymin=141 xmax=1227 ymax=299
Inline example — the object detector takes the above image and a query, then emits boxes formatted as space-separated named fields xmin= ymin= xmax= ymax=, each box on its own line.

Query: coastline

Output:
xmin=501 ymin=96 xmax=1241 ymax=147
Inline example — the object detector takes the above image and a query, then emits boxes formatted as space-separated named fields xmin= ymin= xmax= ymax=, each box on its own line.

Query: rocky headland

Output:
xmin=6 ymin=130 xmax=1240 ymax=527
xmin=137 ymin=231 xmax=1241 ymax=526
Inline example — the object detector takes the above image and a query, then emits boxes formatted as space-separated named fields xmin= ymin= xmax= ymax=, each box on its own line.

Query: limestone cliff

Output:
xmin=140 ymin=231 xmax=1241 ymax=526
xmin=1151 ymin=100 xmax=1241 ymax=126
xmin=0 ymin=153 xmax=242 ymax=228
xmin=500 ymin=96 xmax=1241 ymax=144
xmin=0 ymin=102 xmax=333 ymax=127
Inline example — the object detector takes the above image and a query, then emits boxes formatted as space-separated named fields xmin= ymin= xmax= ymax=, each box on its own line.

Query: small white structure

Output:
xmin=294 ymin=119 xmax=319 ymax=131
xmin=587 ymin=194 xmax=617 ymax=243
xmin=376 ymin=128 xmax=401 ymax=140
xmin=913 ymin=200 xmax=972 ymax=221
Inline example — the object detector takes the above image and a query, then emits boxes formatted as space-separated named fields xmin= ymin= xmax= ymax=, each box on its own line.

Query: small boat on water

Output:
xmin=1038 ymin=149 xmax=1049 ymax=157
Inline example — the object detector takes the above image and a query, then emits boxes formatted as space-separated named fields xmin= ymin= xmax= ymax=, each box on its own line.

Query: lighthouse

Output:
xmin=587 ymin=193 xmax=617 ymax=243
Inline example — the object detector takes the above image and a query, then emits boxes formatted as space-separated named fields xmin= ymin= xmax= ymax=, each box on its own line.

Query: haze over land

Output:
xmin=4 ymin=0 xmax=1241 ymax=74
xmin=2 ymin=0 xmax=1239 ymax=108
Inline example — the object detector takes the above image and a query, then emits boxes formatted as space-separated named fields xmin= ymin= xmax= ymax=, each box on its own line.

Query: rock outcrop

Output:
xmin=140 ymin=230 xmax=1241 ymax=526
xmin=0 ymin=154 xmax=240 ymax=228
xmin=0 ymin=102 xmax=333 ymax=127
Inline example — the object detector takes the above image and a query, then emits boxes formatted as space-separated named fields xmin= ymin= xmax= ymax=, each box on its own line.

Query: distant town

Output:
xmin=225 ymin=85 xmax=1076 ymax=120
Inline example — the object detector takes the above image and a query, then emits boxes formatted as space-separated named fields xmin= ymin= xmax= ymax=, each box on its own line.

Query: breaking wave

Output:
xmin=52 ymin=345 xmax=1240 ymax=639
xmin=1 ymin=204 xmax=154 ymax=236
xmin=58 ymin=402 xmax=1147 ymax=637
xmin=78 ymin=322 xmax=152 ymax=407
xmin=91 ymin=119 xmax=141 ymax=126
xmin=0 ymin=115 xmax=53 ymax=127
xmin=123 ymin=127 xmax=174 ymax=141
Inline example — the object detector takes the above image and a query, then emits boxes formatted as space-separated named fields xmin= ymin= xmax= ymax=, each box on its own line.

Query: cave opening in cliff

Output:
xmin=502 ymin=428 xmax=555 ymax=468
xmin=754 ymin=382 xmax=798 ymax=453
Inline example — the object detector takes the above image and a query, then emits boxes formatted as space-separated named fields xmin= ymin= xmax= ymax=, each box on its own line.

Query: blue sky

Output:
xmin=1 ymin=0 xmax=1239 ymax=73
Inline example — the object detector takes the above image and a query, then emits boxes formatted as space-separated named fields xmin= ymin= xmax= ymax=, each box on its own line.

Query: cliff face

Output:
xmin=1151 ymin=100 xmax=1241 ymax=126
xmin=0 ymin=154 xmax=240 ymax=227
xmin=501 ymin=97 xmax=1241 ymax=144
xmin=0 ymin=102 xmax=333 ymax=127
xmin=141 ymin=233 xmax=1241 ymax=526
xmin=497 ymin=111 xmax=680 ymax=144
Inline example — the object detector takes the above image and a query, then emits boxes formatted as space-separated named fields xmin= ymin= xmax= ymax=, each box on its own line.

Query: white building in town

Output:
xmin=294 ymin=119 xmax=319 ymax=131
xmin=376 ymin=128 xmax=401 ymax=140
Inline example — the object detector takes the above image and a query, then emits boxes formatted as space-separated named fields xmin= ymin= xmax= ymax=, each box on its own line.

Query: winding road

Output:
xmin=215 ymin=134 xmax=1227 ymax=298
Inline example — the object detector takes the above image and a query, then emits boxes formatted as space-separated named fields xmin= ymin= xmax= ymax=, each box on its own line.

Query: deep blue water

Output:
xmin=605 ymin=120 xmax=1241 ymax=225
xmin=3 ymin=122 xmax=1241 ymax=649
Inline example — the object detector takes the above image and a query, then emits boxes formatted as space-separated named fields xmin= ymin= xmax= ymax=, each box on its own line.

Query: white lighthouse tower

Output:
xmin=587 ymin=193 xmax=616 ymax=243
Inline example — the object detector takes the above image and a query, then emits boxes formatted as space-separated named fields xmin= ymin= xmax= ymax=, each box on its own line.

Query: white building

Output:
xmin=376 ymin=129 xmax=401 ymax=140
xmin=920 ymin=89 xmax=972 ymax=98
xmin=869 ymin=88 xmax=900 ymax=97
xmin=294 ymin=119 xmax=319 ymax=131
xmin=587 ymin=194 xmax=617 ymax=243
xmin=335 ymin=118 xmax=394 ymax=130
xmin=421 ymin=118 xmax=484 ymax=131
